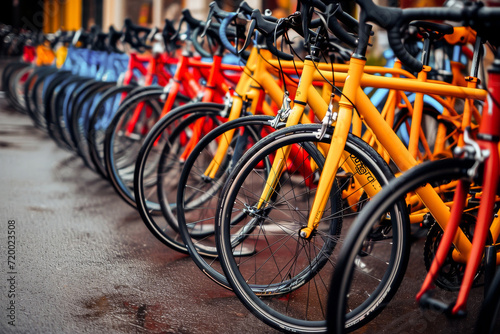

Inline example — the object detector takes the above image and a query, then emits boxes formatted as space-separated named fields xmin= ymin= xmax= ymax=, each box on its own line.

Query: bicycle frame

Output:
xmin=200 ymin=45 xmax=350 ymax=180
xmin=202 ymin=45 xmax=424 ymax=181
xmin=297 ymin=53 xmax=488 ymax=258
xmin=123 ymin=44 xmax=241 ymax=137
xmin=242 ymin=45 xmax=486 ymax=264
xmin=415 ymin=61 xmax=500 ymax=314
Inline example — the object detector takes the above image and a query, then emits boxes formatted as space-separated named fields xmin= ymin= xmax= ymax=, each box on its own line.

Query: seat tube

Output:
xmin=408 ymin=66 xmax=429 ymax=159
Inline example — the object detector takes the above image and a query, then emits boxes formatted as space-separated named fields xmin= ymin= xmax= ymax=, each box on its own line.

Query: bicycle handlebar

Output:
xmin=107 ymin=26 xmax=123 ymax=53
xmin=191 ymin=26 xmax=213 ymax=58
xmin=250 ymin=10 xmax=294 ymax=60
xmin=208 ymin=1 xmax=252 ymax=58
xmin=310 ymin=0 xmax=359 ymax=33
xmin=356 ymin=0 xmax=500 ymax=73
xmin=124 ymin=18 xmax=152 ymax=34
xmin=325 ymin=3 xmax=358 ymax=48
xmin=162 ymin=19 xmax=181 ymax=53
xmin=219 ymin=13 xmax=241 ymax=55
xmin=182 ymin=9 xmax=205 ymax=30
xmin=121 ymin=18 xmax=152 ymax=51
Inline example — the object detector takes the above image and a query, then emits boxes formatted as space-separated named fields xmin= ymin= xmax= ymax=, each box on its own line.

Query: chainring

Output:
xmin=423 ymin=214 xmax=487 ymax=291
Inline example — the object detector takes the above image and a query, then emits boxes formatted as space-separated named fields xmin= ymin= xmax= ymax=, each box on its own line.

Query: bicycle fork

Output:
xmin=300 ymin=57 xmax=369 ymax=239
xmin=417 ymin=61 xmax=500 ymax=315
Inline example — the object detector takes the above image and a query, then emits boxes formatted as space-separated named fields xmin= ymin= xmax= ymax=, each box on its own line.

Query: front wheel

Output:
xmin=176 ymin=115 xmax=275 ymax=289
xmin=327 ymin=158 xmax=475 ymax=333
xmin=133 ymin=102 xmax=228 ymax=253
xmin=104 ymin=89 xmax=189 ymax=208
xmin=216 ymin=123 xmax=399 ymax=333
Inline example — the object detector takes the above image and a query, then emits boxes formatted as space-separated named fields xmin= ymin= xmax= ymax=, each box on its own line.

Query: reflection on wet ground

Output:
xmin=0 ymin=95 xmax=277 ymax=333
xmin=0 ymin=57 xmax=484 ymax=334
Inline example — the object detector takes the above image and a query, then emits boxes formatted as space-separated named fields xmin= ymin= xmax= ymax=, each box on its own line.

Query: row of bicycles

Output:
xmin=0 ymin=24 xmax=35 ymax=57
xmin=4 ymin=0 xmax=500 ymax=333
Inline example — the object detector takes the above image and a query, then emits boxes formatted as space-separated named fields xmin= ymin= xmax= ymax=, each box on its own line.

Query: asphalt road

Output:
xmin=0 ymin=96 xmax=285 ymax=334
xmin=0 ymin=57 xmax=485 ymax=334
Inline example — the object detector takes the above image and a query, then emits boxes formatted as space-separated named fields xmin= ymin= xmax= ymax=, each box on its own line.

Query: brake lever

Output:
xmin=239 ymin=19 xmax=256 ymax=54
xmin=201 ymin=5 xmax=215 ymax=38
xmin=171 ymin=17 xmax=186 ymax=41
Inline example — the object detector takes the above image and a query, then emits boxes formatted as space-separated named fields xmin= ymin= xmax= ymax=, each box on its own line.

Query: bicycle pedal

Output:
xmin=187 ymin=223 xmax=215 ymax=239
xmin=233 ymin=246 xmax=256 ymax=257
xmin=418 ymin=291 xmax=467 ymax=318
xmin=124 ymin=132 xmax=142 ymax=141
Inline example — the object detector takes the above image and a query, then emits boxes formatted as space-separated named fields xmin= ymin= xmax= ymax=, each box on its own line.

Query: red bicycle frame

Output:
xmin=416 ymin=58 xmax=500 ymax=315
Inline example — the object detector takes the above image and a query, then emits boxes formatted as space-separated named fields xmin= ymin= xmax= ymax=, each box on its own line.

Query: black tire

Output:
xmin=133 ymin=102 xmax=227 ymax=253
xmin=2 ymin=62 xmax=25 ymax=93
xmin=47 ymin=76 xmax=89 ymax=150
xmin=87 ymin=84 xmax=138 ymax=179
xmin=43 ymin=71 xmax=73 ymax=141
xmin=64 ymin=79 xmax=101 ymax=150
xmin=28 ymin=67 xmax=59 ymax=130
xmin=176 ymin=115 xmax=275 ymax=288
xmin=4 ymin=62 xmax=32 ymax=112
xmin=216 ymin=123 xmax=397 ymax=333
xmin=475 ymin=269 xmax=500 ymax=334
xmin=70 ymin=81 xmax=116 ymax=170
xmin=24 ymin=66 xmax=57 ymax=128
xmin=58 ymin=77 xmax=96 ymax=151
xmin=104 ymin=88 xmax=190 ymax=207
xmin=327 ymin=158 xmax=475 ymax=334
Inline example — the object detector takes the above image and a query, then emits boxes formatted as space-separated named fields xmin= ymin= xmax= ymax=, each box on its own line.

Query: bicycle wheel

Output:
xmin=48 ymin=76 xmax=89 ymax=150
xmin=59 ymin=77 xmax=96 ymax=151
xmin=63 ymin=79 xmax=100 ymax=150
xmin=87 ymin=84 xmax=138 ymax=179
xmin=3 ymin=62 xmax=30 ymax=112
xmin=104 ymin=89 xmax=189 ymax=208
xmin=24 ymin=66 xmax=57 ymax=128
xmin=392 ymin=105 xmax=457 ymax=160
xmin=6 ymin=63 xmax=32 ymax=112
xmin=327 ymin=158 xmax=475 ymax=333
xmin=216 ymin=123 xmax=398 ymax=333
xmin=475 ymin=269 xmax=500 ymax=334
xmin=2 ymin=62 xmax=25 ymax=94
xmin=29 ymin=67 xmax=59 ymax=130
xmin=177 ymin=115 xmax=276 ymax=288
xmin=71 ymin=81 xmax=116 ymax=170
xmin=43 ymin=71 xmax=74 ymax=143
xmin=134 ymin=102 xmax=228 ymax=253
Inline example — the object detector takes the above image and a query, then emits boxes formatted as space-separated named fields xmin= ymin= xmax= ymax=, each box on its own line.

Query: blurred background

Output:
xmin=0 ymin=0 xmax=450 ymax=34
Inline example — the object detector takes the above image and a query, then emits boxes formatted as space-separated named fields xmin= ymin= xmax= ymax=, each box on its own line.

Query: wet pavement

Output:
xmin=0 ymin=57 xmax=484 ymax=334
xmin=0 ymin=97 xmax=283 ymax=334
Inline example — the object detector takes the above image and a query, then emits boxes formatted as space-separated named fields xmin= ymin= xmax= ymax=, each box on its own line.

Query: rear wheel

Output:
xmin=393 ymin=106 xmax=457 ymax=160
xmin=476 ymin=269 xmax=500 ymax=334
